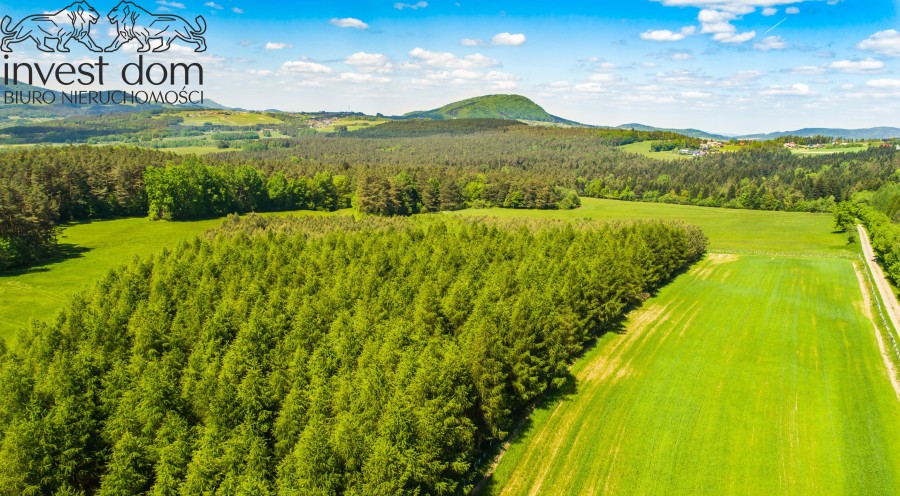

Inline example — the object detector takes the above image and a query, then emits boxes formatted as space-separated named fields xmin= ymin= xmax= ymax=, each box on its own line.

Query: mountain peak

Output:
xmin=403 ymin=94 xmax=581 ymax=125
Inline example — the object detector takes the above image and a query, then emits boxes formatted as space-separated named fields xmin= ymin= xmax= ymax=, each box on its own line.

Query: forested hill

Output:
xmin=0 ymin=214 xmax=707 ymax=494
xmin=403 ymin=94 xmax=581 ymax=125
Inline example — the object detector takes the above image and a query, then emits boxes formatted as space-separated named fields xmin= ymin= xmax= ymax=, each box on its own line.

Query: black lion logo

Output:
xmin=1 ymin=1 xmax=103 ymax=52
xmin=105 ymin=1 xmax=206 ymax=53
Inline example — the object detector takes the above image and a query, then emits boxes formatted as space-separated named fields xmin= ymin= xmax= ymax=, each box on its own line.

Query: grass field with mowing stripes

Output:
xmin=484 ymin=254 xmax=900 ymax=495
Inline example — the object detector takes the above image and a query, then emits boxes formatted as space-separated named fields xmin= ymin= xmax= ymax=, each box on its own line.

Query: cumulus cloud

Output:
xmin=762 ymin=83 xmax=811 ymax=96
xmin=340 ymin=73 xmax=391 ymax=84
xmin=754 ymin=35 xmax=785 ymax=51
xmin=345 ymin=52 xmax=394 ymax=73
xmin=157 ymin=0 xmax=185 ymax=8
xmin=330 ymin=18 xmax=369 ymax=29
xmin=232 ymin=7 xmax=244 ymax=14
xmin=282 ymin=61 xmax=333 ymax=74
xmin=790 ymin=65 xmax=825 ymax=75
xmin=640 ymin=26 xmax=696 ymax=42
xmin=491 ymin=33 xmax=527 ymax=46
xmin=829 ymin=58 xmax=885 ymax=73
xmin=395 ymin=1 xmax=428 ymax=9
xmin=648 ymin=1 xmax=831 ymax=44
xmin=265 ymin=42 xmax=291 ymax=50
xmin=408 ymin=47 xmax=498 ymax=69
xmin=204 ymin=1 xmax=223 ymax=9
xmin=460 ymin=38 xmax=487 ymax=46
xmin=867 ymin=78 xmax=900 ymax=90
xmin=857 ymin=30 xmax=900 ymax=57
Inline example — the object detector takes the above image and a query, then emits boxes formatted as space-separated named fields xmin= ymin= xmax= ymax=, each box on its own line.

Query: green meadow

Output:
xmin=462 ymin=199 xmax=900 ymax=495
xmin=454 ymin=197 xmax=850 ymax=255
xmin=618 ymin=140 xmax=695 ymax=160
xmin=177 ymin=111 xmax=284 ymax=127
xmin=486 ymin=254 xmax=900 ymax=495
xmin=0 ymin=210 xmax=340 ymax=340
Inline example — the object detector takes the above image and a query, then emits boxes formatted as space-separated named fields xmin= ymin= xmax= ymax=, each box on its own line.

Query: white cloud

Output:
xmin=232 ymin=7 xmax=244 ymax=14
xmin=785 ymin=6 xmax=799 ymax=14
xmin=340 ymin=73 xmax=391 ymax=83
xmin=829 ymin=58 xmax=885 ymax=73
xmin=671 ymin=51 xmax=693 ymax=60
xmin=791 ymin=65 xmax=825 ymax=75
xmin=857 ymin=30 xmax=900 ymax=57
xmin=714 ymin=30 xmax=756 ymax=43
xmin=265 ymin=42 xmax=291 ymax=50
xmin=460 ymin=38 xmax=487 ymax=46
xmin=345 ymin=52 xmax=394 ymax=73
xmin=247 ymin=69 xmax=274 ymax=77
xmin=282 ymin=61 xmax=333 ymax=73
xmin=867 ymin=78 xmax=900 ymax=89
xmin=761 ymin=7 xmax=777 ymax=15
xmin=408 ymin=47 xmax=498 ymax=69
xmin=157 ymin=0 xmax=185 ymax=8
xmin=491 ymin=32 xmax=527 ymax=46
xmin=681 ymin=91 xmax=712 ymax=99
xmin=589 ymin=73 xmax=618 ymax=83
xmin=762 ymin=83 xmax=811 ymax=96
xmin=395 ymin=1 xmax=428 ymax=9
xmin=640 ymin=26 xmax=696 ymax=42
xmin=754 ymin=35 xmax=785 ymax=51
xmin=330 ymin=17 xmax=368 ymax=29
xmin=655 ymin=69 xmax=713 ymax=87
xmin=204 ymin=1 xmax=223 ymax=9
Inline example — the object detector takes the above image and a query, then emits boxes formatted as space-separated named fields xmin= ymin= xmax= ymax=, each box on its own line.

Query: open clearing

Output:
xmin=463 ymin=199 xmax=900 ymax=495
xmin=455 ymin=197 xmax=849 ymax=255
xmin=618 ymin=140 xmax=695 ymax=160
xmin=485 ymin=255 xmax=900 ymax=495
xmin=0 ymin=210 xmax=341 ymax=340
xmin=177 ymin=111 xmax=284 ymax=127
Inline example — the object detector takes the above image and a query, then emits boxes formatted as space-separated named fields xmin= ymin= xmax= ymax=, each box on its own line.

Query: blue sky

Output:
xmin=1 ymin=0 xmax=899 ymax=133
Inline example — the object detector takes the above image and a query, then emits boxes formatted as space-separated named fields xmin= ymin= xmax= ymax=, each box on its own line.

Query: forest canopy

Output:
xmin=0 ymin=214 xmax=706 ymax=494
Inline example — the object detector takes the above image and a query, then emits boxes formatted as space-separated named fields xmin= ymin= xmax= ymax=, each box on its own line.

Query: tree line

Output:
xmin=837 ymin=184 xmax=900 ymax=284
xmin=0 ymin=215 xmax=707 ymax=494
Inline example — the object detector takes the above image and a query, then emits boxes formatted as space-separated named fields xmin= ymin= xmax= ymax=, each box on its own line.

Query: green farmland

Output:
xmin=459 ymin=199 xmax=900 ymax=495
xmin=455 ymin=198 xmax=848 ymax=255
xmin=486 ymin=254 xmax=900 ymax=495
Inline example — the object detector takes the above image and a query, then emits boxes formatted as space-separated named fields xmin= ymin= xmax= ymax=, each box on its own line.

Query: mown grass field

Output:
xmin=485 ymin=254 xmax=900 ymax=495
xmin=790 ymin=144 xmax=869 ymax=156
xmin=618 ymin=140 xmax=695 ymax=160
xmin=455 ymin=197 xmax=849 ymax=255
xmin=460 ymin=199 xmax=900 ymax=495
xmin=0 ymin=210 xmax=341 ymax=340
xmin=177 ymin=111 xmax=284 ymax=126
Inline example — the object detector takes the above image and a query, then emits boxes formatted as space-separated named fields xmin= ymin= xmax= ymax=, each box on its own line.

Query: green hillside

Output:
xmin=403 ymin=94 xmax=581 ymax=125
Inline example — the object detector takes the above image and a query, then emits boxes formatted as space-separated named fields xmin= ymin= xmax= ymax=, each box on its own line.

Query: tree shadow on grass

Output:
xmin=0 ymin=243 xmax=91 ymax=278
xmin=471 ymin=256 xmax=704 ymax=494
xmin=473 ymin=371 xmax=579 ymax=495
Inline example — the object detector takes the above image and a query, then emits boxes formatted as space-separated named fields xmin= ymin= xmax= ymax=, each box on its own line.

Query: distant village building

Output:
xmin=784 ymin=142 xmax=798 ymax=149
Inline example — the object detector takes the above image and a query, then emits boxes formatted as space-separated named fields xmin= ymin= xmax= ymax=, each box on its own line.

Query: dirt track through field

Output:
xmin=856 ymin=224 xmax=900 ymax=401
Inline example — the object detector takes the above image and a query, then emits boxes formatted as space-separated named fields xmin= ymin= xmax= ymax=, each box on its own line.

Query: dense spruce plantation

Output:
xmin=0 ymin=215 xmax=706 ymax=494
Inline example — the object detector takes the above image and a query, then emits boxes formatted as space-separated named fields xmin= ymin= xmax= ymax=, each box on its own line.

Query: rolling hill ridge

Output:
xmin=403 ymin=94 xmax=584 ymax=126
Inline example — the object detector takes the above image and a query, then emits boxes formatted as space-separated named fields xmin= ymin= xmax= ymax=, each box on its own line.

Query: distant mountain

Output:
xmin=403 ymin=94 xmax=584 ymax=126
xmin=738 ymin=127 xmax=900 ymax=140
xmin=616 ymin=123 xmax=729 ymax=140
